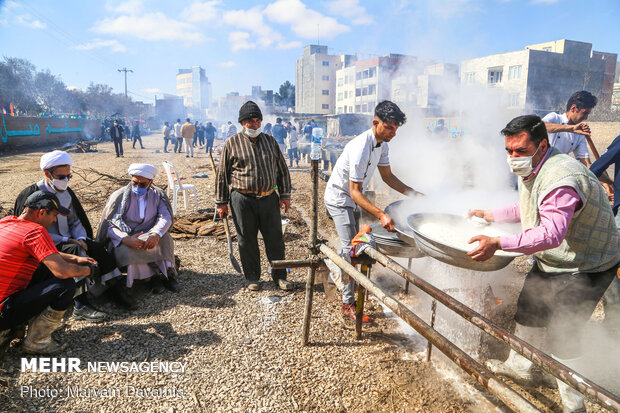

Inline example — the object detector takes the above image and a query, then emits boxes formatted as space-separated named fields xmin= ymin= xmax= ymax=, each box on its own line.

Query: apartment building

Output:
xmin=335 ymin=54 xmax=416 ymax=115
xmin=295 ymin=45 xmax=356 ymax=114
xmin=460 ymin=40 xmax=617 ymax=113
xmin=176 ymin=66 xmax=212 ymax=119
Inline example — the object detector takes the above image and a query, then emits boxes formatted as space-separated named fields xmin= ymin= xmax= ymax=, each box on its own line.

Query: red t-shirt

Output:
xmin=0 ymin=216 xmax=58 ymax=308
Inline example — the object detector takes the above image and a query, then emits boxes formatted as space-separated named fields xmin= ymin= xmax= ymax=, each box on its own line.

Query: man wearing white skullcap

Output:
xmin=96 ymin=164 xmax=179 ymax=294
xmin=14 ymin=151 xmax=135 ymax=322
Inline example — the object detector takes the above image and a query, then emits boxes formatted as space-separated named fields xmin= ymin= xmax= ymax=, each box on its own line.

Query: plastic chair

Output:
xmin=162 ymin=161 xmax=198 ymax=215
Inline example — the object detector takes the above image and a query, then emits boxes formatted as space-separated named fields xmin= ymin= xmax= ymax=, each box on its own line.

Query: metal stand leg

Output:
xmin=405 ymin=257 xmax=412 ymax=294
xmin=426 ymin=299 xmax=437 ymax=361
xmin=301 ymin=159 xmax=319 ymax=346
xmin=302 ymin=266 xmax=316 ymax=346
xmin=356 ymin=264 xmax=368 ymax=340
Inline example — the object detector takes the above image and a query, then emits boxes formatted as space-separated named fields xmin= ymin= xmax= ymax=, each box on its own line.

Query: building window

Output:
xmin=355 ymin=105 xmax=360 ymax=112
xmin=337 ymin=77 xmax=343 ymax=86
xmin=542 ymin=47 xmax=552 ymax=52
xmin=362 ymin=103 xmax=368 ymax=112
xmin=508 ymin=65 xmax=522 ymax=80
xmin=322 ymin=61 xmax=329 ymax=66
xmin=362 ymin=70 xmax=369 ymax=79
xmin=488 ymin=68 xmax=503 ymax=85
xmin=368 ymin=84 xmax=376 ymax=95
xmin=349 ymin=106 xmax=353 ymax=113
xmin=509 ymin=93 xmax=520 ymax=107
xmin=337 ymin=92 xmax=343 ymax=101
xmin=322 ymin=90 xmax=329 ymax=95
xmin=337 ymin=106 xmax=343 ymax=114
xmin=368 ymin=67 xmax=376 ymax=77
xmin=322 ymin=104 xmax=329 ymax=109
xmin=322 ymin=75 xmax=329 ymax=81
xmin=362 ymin=87 xmax=368 ymax=96
xmin=356 ymin=72 xmax=362 ymax=80
xmin=356 ymin=88 xmax=361 ymax=97
xmin=465 ymin=72 xmax=475 ymax=84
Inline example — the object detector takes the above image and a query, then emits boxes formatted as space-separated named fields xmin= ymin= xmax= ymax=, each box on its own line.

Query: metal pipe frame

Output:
xmin=301 ymin=159 xmax=320 ymax=346
xmin=271 ymin=258 xmax=325 ymax=269
xmin=363 ymin=246 xmax=620 ymax=412
xmin=319 ymin=243 xmax=540 ymax=413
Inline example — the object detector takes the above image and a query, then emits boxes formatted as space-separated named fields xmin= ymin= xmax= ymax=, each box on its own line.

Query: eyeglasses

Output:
xmin=53 ymin=173 xmax=72 ymax=180
xmin=131 ymin=180 xmax=149 ymax=188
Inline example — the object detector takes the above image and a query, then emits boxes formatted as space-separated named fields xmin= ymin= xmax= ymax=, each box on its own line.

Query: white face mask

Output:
xmin=245 ymin=127 xmax=261 ymax=138
xmin=51 ymin=178 xmax=69 ymax=191
xmin=506 ymin=144 xmax=542 ymax=177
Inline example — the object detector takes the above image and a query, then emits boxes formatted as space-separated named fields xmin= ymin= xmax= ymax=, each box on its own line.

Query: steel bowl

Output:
xmin=384 ymin=199 xmax=419 ymax=246
xmin=370 ymin=223 xmax=424 ymax=258
xmin=406 ymin=213 xmax=522 ymax=272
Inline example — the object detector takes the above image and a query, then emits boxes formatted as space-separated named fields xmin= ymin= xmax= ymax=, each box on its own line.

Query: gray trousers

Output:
xmin=325 ymin=203 xmax=360 ymax=304
xmin=230 ymin=191 xmax=286 ymax=282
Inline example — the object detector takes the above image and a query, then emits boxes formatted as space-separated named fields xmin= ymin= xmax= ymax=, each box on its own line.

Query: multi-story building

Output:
xmin=460 ymin=39 xmax=617 ymax=113
xmin=155 ymin=94 xmax=185 ymax=121
xmin=176 ymin=66 xmax=212 ymax=119
xmin=335 ymin=54 xmax=416 ymax=115
xmin=391 ymin=62 xmax=459 ymax=110
xmin=251 ymin=86 xmax=275 ymax=107
xmin=295 ymin=45 xmax=356 ymax=114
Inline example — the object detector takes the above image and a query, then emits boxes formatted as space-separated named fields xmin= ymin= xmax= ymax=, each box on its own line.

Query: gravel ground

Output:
xmin=0 ymin=134 xmax=473 ymax=412
xmin=0 ymin=123 xmax=618 ymax=412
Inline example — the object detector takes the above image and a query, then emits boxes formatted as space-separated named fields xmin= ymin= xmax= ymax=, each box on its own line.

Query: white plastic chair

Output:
xmin=162 ymin=161 xmax=198 ymax=215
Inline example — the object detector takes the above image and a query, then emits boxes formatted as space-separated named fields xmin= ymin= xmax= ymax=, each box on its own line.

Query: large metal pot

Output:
xmin=384 ymin=199 xmax=419 ymax=246
xmin=407 ymin=213 xmax=522 ymax=272
xmin=370 ymin=223 xmax=424 ymax=258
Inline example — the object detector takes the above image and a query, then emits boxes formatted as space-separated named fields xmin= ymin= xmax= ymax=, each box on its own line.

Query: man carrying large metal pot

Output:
xmin=324 ymin=100 xmax=423 ymax=322
xmin=468 ymin=115 xmax=620 ymax=413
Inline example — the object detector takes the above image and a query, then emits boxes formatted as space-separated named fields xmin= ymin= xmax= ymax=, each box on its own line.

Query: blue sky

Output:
xmin=1 ymin=0 xmax=618 ymax=104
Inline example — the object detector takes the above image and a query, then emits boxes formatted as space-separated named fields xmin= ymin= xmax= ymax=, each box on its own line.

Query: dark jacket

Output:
xmin=272 ymin=123 xmax=287 ymax=144
xmin=110 ymin=124 xmax=124 ymax=140
xmin=14 ymin=183 xmax=94 ymax=239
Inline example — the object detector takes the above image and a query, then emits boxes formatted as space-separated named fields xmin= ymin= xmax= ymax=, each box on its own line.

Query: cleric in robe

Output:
xmin=14 ymin=150 xmax=133 ymax=318
xmin=96 ymin=164 xmax=179 ymax=293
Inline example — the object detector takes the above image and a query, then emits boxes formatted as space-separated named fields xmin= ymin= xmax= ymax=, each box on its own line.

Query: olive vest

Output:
xmin=519 ymin=148 xmax=620 ymax=273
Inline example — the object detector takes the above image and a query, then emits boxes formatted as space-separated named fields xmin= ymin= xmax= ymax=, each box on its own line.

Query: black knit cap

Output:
xmin=238 ymin=101 xmax=263 ymax=123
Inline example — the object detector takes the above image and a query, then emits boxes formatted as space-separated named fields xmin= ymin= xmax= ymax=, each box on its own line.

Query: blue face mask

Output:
xmin=132 ymin=186 xmax=148 ymax=197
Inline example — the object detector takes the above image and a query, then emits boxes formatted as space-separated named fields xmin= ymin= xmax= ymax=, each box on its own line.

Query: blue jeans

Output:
xmin=0 ymin=264 xmax=75 ymax=331
xmin=325 ymin=203 xmax=360 ymax=304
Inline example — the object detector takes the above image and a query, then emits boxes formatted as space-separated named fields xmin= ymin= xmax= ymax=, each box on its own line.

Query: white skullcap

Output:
xmin=128 ymin=163 xmax=157 ymax=180
xmin=40 ymin=150 xmax=73 ymax=171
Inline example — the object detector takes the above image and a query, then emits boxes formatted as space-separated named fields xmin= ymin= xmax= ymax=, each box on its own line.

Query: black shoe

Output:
xmin=163 ymin=275 xmax=181 ymax=293
xmin=111 ymin=283 xmax=137 ymax=310
xmin=150 ymin=276 xmax=165 ymax=294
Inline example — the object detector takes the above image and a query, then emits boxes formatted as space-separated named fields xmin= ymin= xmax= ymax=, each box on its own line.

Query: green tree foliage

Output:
xmin=0 ymin=56 xmax=143 ymax=118
xmin=275 ymin=80 xmax=295 ymax=108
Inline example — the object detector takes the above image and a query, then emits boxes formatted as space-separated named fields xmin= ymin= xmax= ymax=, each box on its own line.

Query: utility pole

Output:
xmin=117 ymin=67 xmax=133 ymax=98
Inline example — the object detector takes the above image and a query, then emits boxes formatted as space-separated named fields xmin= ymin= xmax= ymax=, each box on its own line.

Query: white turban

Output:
xmin=40 ymin=150 xmax=73 ymax=171
xmin=128 ymin=163 xmax=157 ymax=180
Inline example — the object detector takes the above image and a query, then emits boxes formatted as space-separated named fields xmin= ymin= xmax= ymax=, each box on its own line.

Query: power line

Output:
xmin=118 ymin=67 xmax=133 ymax=97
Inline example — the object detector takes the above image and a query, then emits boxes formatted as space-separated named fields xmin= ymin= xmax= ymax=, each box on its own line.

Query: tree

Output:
xmin=275 ymin=80 xmax=295 ymax=108
xmin=0 ymin=57 xmax=40 ymax=114
xmin=0 ymin=56 xmax=148 ymax=118
xmin=35 ymin=69 xmax=67 ymax=114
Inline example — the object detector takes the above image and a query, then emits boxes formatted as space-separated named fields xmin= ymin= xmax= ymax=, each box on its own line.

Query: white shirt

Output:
xmin=542 ymin=112 xmax=589 ymax=159
xmin=174 ymin=123 xmax=182 ymax=137
xmin=324 ymin=128 xmax=390 ymax=208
